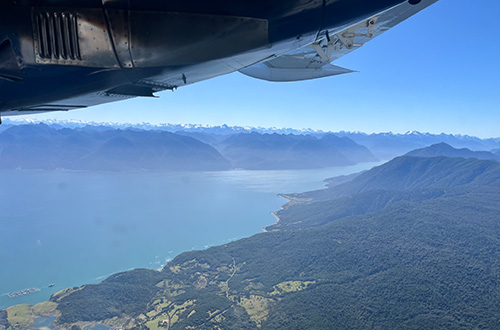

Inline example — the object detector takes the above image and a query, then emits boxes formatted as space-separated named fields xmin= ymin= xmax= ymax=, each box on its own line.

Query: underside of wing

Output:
xmin=3 ymin=82 xmax=171 ymax=116
xmin=4 ymin=89 xmax=139 ymax=116
xmin=239 ymin=0 xmax=439 ymax=82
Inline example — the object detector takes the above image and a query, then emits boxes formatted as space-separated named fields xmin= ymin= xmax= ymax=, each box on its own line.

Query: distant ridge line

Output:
xmin=2 ymin=118 xmax=499 ymax=140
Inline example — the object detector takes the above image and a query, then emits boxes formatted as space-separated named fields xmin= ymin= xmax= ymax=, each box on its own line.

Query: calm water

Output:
xmin=26 ymin=316 xmax=57 ymax=330
xmin=0 ymin=162 xmax=380 ymax=309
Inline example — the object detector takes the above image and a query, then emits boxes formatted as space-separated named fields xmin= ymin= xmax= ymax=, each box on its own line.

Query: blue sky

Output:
xmin=14 ymin=0 xmax=500 ymax=138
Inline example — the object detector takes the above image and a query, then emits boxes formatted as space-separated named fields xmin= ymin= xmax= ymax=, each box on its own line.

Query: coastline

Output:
xmin=263 ymin=193 xmax=292 ymax=232
xmin=1 ymin=165 xmax=373 ymax=317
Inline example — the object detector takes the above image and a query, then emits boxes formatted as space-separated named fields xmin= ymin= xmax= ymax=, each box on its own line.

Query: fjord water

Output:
xmin=0 ymin=162 xmax=380 ymax=309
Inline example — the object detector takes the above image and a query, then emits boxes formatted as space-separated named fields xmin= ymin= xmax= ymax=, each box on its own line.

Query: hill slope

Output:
xmin=0 ymin=124 xmax=231 ymax=171
xmin=217 ymin=132 xmax=377 ymax=170
xmin=406 ymin=142 xmax=500 ymax=161
xmin=338 ymin=131 xmax=500 ymax=160
xmin=284 ymin=155 xmax=500 ymax=204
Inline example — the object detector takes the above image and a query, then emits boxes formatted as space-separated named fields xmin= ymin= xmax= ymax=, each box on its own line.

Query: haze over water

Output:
xmin=0 ymin=162 xmax=380 ymax=309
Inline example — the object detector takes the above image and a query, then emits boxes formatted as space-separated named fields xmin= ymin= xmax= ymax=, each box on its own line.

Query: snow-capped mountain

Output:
xmin=2 ymin=118 xmax=499 ymax=160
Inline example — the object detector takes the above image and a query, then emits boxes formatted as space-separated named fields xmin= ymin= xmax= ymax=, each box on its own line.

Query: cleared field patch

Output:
xmin=6 ymin=304 xmax=34 ymax=328
xmin=31 ymin=302 xmax=58 ymax=316
xmin=269 ymin=281 xmax=315 ymax=296
xmin=145 ymin=314 xmax=169 ymax=330
xmin=239 ymin=295 xmax=272 ymax=327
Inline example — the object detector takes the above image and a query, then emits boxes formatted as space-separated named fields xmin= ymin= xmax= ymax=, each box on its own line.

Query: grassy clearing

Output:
xmin=51 ymin=287 xmax=83 ymax=302
xmin=102 ymin=315 xmax=134 ymax=328
xmin=146 ymin=309 xmax=160 ymax=318
xmin=207 ymin=310 xmax=220 ymax=319
xmin=269 ymin=281 xmax=315 ymax=296
xmin=239 ymin=295 xmax=271 ymax=327
xmin=169 ymin=266 xmax=181 ymax=274
xmin=145 ymin=314 xmax=169 ymax=330
xmin=168 ymin=300 xmax=195 ymax=318
xmin=6 ymin=301 xmax=59 ymax=329
xmin=31 ymin=302 xmax=58 ymax=316
xmin=6 ymin=305 xmax=34 ymax=328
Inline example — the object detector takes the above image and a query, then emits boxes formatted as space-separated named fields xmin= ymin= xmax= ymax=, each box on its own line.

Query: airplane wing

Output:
xmin=2 ymin=90 xmax=137 ymax=115
xmin=3 ymin=83 xmax=163 ymax=115
xmin=239 ymin=0 xmax=439 ymax=82
xmin=0 ymin=0 xmax=440 ymax=117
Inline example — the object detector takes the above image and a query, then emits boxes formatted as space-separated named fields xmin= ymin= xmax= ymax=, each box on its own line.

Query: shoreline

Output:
xmin=1 ymin=166 xmax=370 ymax=314
xmin=263 ymin=193 xmax=292 ymax=232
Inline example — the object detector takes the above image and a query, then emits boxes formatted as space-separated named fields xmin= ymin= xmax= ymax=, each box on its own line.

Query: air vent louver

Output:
xmin=35 ymin=12 xmax=81 ymax=61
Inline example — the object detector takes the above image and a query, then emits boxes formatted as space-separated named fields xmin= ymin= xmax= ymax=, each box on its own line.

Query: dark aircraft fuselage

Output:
xmin=0 ymin=0 xmax=413 ymax=115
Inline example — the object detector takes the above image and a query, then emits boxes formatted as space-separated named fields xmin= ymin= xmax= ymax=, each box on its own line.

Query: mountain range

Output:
xmin=215 ymin=132 xmax=377 ymax=170
xmin=336 ymin=131 xmax=500 ymax=159
xmin=3 ymin=120 xmax=500 ymax=171
xmin=0 ymin=124 xmax=378 ymax=171
xmin=0 ymin=124 xmax=230 ymax=171
xmin=4 ymin=119 xmax=500 ymax=159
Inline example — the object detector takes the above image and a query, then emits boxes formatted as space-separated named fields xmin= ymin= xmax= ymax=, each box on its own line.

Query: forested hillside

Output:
xmin=406 ymin=142 xmax=500 ymax=161
xmin=216 ymin=132 xmax=377 ymax=170
xmin=0 ymin=124 xmax=231 ymax=171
